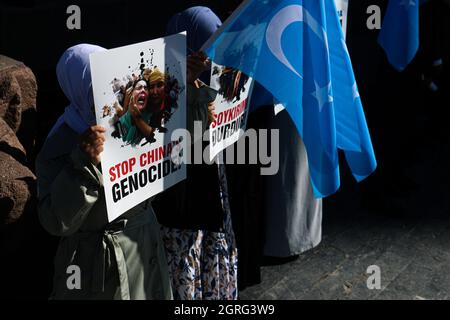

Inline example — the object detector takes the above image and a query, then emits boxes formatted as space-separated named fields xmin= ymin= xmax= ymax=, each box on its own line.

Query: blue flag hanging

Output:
xmin=202 ymin=0 xmax=377 ymax=198
xmin=378 ymin=0 xmax=421 ymax=71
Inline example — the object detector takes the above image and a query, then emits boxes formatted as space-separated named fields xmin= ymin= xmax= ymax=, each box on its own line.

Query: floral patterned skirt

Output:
xmin=161 ymin=164 xmax=238 ymax=300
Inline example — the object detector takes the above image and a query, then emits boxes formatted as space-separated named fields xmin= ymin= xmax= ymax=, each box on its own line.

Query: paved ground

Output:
xmin=240 ymin=118 xmax=450 ymax=300
xmin=242 ymin=213 xmax=450 ymax=300
xmin=239 ymin=210 xmax=450 ymax=300
xmin=239 ymin=153 xmax=450 ymax=301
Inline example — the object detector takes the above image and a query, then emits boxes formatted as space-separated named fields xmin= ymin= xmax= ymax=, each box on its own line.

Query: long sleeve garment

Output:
xmin=36 ymin=124 xmax=172 ymax=300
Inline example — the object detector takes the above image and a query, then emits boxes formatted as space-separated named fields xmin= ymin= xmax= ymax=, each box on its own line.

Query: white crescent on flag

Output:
xmin=265 ymin=5 xmax=328 ymax=79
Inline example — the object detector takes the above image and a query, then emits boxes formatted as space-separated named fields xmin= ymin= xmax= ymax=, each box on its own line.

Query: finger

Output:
xmin=92 ymin=138 xmax=105 ymax=149
xmin=187 ymin=55 xmax=207 ymax=66
xmin=187 ymin=57 xmax=207 ymax=67
xmin=93 ymin=136 xmax=104 ymax=144
xmin=189 ymin=51 xmax=208 ymax=62
xmin=92 ymin=125 xmax=106 ymax=133
xmin=93 ymin=130 xmax=106 ymax=141
xmin=85 ymin=133 xmax=99 ymax=145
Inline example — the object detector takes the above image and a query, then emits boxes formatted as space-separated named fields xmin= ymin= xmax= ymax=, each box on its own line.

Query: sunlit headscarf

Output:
xmin=47 ymin=44 xmax=107 ymax=138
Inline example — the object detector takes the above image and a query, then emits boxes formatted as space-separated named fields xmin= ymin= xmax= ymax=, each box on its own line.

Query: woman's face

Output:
xmin=149 ymin=81 xmax=165 ymax=106
xmin=132 ymin=80 xmax=149 ymax=110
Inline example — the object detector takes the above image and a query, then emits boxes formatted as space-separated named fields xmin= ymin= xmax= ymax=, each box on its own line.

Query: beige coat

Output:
xmin=36 ymin=124 xmax=172 ymax=300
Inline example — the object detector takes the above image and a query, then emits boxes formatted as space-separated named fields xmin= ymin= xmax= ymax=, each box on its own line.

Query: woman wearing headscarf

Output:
xmin=151 ymin=6 xmax=238 ymax=300
xmin=116 ymin=76 xmax=154 ymax=146
xmin=36 ymin=44 xmax=172 ymax=300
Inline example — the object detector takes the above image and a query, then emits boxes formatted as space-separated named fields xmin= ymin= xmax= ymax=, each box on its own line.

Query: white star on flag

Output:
xmin=311 ymin=81 xmax=333 ymax=111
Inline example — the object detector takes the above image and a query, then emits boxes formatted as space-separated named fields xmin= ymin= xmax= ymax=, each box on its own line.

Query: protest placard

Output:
xmin=335 ymin=0 xmax=349 ymax=39
xmin=208 ymin=63 xmax=254 ymax=160
xmin=90 ymin=32 xmax=187 ymax=222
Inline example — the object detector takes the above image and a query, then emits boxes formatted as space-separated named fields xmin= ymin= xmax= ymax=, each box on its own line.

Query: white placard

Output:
xmin=335 ymin=0 xmax=349 ymax=39
xmin=208 ymin=63 xmax=254 ymax=160
xmin=90 ymin=33 xmax=187 ymax=222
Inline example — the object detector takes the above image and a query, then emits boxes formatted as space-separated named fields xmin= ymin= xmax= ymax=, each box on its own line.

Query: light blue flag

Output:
xmin=378 ymin=0 xmax=420 ymax=71
xmin=202 ymin=0 xmax=377 ymax=198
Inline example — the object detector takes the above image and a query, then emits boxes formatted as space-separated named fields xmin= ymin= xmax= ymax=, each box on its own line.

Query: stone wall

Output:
xmin=0 ymin=55 xmax=56 ymax=299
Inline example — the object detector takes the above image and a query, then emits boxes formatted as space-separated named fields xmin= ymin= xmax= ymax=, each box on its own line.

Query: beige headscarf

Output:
xmin=145 ymin=68 xmax=165 ymax=84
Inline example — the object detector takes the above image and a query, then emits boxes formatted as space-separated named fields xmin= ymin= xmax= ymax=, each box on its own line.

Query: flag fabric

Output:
xmin=202 ymin=0 xmax=376 ymax=198
xmin=378 ymin=0 xmax=421 ymax=71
